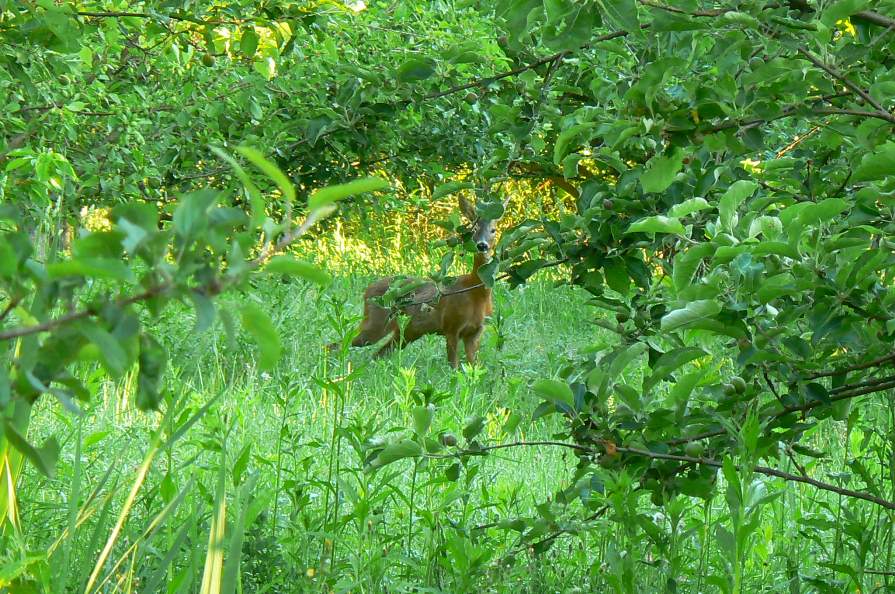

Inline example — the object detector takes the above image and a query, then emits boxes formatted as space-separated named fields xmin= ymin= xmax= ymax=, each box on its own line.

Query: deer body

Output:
xmin=335 ymin=195 xmax=503 ymax=368
xmin=349 ymin=252 xmax=492 ymax=367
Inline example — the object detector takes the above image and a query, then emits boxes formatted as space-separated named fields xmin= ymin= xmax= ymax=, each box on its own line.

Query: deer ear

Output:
xmin=458 ymin=195 xmax=477 ymax=221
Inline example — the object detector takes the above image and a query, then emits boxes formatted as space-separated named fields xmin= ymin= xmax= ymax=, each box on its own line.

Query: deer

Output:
xmin=330 ymin=194 xmax=507 ymax=368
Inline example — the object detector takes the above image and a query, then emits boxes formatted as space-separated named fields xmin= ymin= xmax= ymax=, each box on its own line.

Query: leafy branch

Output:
xmin=429 ymin=441 xmax=895 ymax=511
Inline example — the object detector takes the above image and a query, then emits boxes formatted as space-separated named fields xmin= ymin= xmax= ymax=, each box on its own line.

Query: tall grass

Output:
xmin=5 ymin=220 xmax=894 ymax=593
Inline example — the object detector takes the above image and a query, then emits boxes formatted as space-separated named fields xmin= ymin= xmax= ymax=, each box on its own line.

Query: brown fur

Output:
xmin=346 ymin=253 xmax=492 ymax=367
xmin=331 ymin=196 xmax=501 ymax=367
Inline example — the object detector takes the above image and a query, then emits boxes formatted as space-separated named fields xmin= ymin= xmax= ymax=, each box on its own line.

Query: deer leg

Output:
xmin=463 ymin=329 xmax=483 ymax=365
xmin=446 ymin=333 xmax=460 ymax=369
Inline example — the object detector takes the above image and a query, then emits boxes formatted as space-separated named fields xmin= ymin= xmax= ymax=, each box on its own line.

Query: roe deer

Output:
xmin=332 ymin=195 xmax=506 ymax=368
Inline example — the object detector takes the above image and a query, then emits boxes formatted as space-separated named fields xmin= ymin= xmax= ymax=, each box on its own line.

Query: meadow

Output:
xmin=5 ymin=1 xmax=895 ymax=590
xmin=12 ymin=219 xmax=892 ymax=593
xmin=16 ymin=224 xmax=604 ymax=592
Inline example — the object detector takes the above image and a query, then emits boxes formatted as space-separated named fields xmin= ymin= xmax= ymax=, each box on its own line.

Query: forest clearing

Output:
xmin=2 ymin=0 xmax=895 ymax=592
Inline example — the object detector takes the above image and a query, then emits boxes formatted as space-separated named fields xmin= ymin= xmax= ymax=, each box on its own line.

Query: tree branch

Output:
xmin=796 ymin=46 xmax=894 ymax=122
xmin=808 ymin=351 xmax=895 ymax=379
xmin=433 ymin=440 xmax=895 ymax=510
xmin=422 ymin=29 xmax=631 ymax=101
xmin=75 ymin=11 xmax=239 ymax=26
xmin=615 ymin=446 xmax=895 ymax=511
xmin=0 ymin=287 xmax=167 ymax=342
xmin=668 ymin=377 xmax=895 ymax=446
xmin=0 ymin=204 xmax=331 ymax=342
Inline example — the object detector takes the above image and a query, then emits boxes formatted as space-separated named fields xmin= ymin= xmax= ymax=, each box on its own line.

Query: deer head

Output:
xmin=459 ymin=194 xmax=510 ymax=255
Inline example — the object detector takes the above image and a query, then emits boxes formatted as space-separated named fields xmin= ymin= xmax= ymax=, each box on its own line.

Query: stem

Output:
xmin=407 ymin=460 xmax=418 ymax=557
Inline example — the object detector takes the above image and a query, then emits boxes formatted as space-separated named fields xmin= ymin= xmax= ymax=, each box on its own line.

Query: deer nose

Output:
xmin=476 ymin=241 xmax=489 ymax=252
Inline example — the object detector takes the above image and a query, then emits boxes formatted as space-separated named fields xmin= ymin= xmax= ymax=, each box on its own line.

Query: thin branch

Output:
xmin=763 ymin=369 xmax=786 ymax=407
xmin=426 ymin=440 xmax=590 ymax=459
xmin=0 ymin=203 xmax=331 ymax=342
xmin=0 ymin=295 xmax=22 ymax=323
xmin=808 ymin=351 xmax=895 ymax=379
xmin=434 ymin=440 xmax=895 ymax=510
xmin=853 ymin=11 xmax=895 ymax=29
xmin=422 ymin=27 xmax=646 ymax=102
xmin=784 ymin=444 xmax=810 ymax=477
xmin=75 ymin=11 xmax=239 ymax=26
xmin=813 ymin=107 xmax=895 ymax=122
xmin=638 ymin=1 xmax=728 ymax=17
xmin=615 ymin=446 xmax=895 ymax=511
xmin=796 ymin=46 xmax=894 ymax=121
xmin=401 ymin=258 xmax=569 ymax=306
xmin=668 ymin=378 xmax=895 ymax=446
xmin=0 ymin=287 xmax=166 ymax=342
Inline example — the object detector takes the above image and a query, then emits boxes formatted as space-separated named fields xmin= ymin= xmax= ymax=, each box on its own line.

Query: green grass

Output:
xmin=17 ymin=270 xmax=602 ymax=593
xmin=11 ymin=258 xmax=895 ymax=593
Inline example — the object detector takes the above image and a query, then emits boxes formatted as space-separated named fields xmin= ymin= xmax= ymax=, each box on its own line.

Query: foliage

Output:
xmin=2 ymin=0 xmax=895 ymax=591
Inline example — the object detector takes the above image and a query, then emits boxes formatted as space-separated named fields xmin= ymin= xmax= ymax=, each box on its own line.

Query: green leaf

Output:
xmin=476 ymin=201 xmax=505 ymax=221
xmin=669 ymin=371 xmax=703 ymax=408
xmin=533 ymin=378 xmax=574 ymax=408
xmin=308 ymin=177 xmax=389 ymax=211
xmin=173 ymin=189 xmax=220 ymax=240
xmin=822 ymin=0 xmax=870 ymax=26
xmin=210 ymin=146 xmax=263 ymax=219
xmin=369 ymin=440 xmax=423 ymax=468
xmin=604 ymin=259 xmax=630 ymax=294
xmin=476 ymin=256 xmax=499 ymax=288
xmin=660 ymin=300 xmax=722 ymax=332
xmin=232 ymin=443 xmax=252 ymax=486
xmin=799 ymin=198 xmax=849 ymax=226
xmin=137 ymin=334 xmax=167 ymax=410
xmin=4 ymin=423 xmax=60 ymax=478
xmin=189 ymin=291 xmax=216 ymax=333
xmin=80 ymin=323 xmax=129 ymax=377
xmin=673 ymin=244 xmax=715 ymax=292
xmin=432 ymin=181 xmax=474 ymax=200
xmin=553 ymin=123 xmax=596 ymax=165
xmin=626 ymin=215 xmax=685 ymax=235
xmin=643 ymin=347 xmax=707 ymax=392
xmin=236 ymin=146 xmax=295 ymax=203
xmin=240 ymin=28 xmax=259 ymax=56
xmin=47 ymin=257 xmax=133 ymax=281
xmin=462 ymin=415 xmax=487 ymax=440
xmin=640 ymin=149 xmax=683 ymax=194
xmin=264 ymin=256 xmax=331 ymax=286
xmin=607 ymin=342 xmax=647 ymax=383
xmin=396 ymin=58 xmax=436 ymax=82
xmin=240 ymin=304 xmax=282 ymax=370
xmin=668 ymin=197 xmax=711 ymax=218
xmin=599 ymin=0 xmax=640 ymax=32
xmin=412 ymin=404 xmax=435 ymax=436
xmin=718 ymin=180 xmax=758 ymax=230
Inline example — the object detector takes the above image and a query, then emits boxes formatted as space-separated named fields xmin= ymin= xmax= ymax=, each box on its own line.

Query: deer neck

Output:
xmin=472 ymin=252 xmax=490 ymax=275
xmin=469 ymin=252 xmax=493 ymax=296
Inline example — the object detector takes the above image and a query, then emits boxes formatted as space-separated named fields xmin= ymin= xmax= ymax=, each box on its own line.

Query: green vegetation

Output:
xmin=2 ymin=0 xmax=895 ymax=592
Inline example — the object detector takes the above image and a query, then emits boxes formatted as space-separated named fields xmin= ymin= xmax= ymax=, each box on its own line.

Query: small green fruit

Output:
xmin=440 ymin=433 xmax=458 ymax=447
xmin=684 ymin=441 xmax=705 ymax=458
xmin=201 ymin=53 xmax=215 ymax=67
xmin=722 ymin=383 xmax=736 ymax=396
xmin=731 ymin=376 xmax=747 ymax=394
